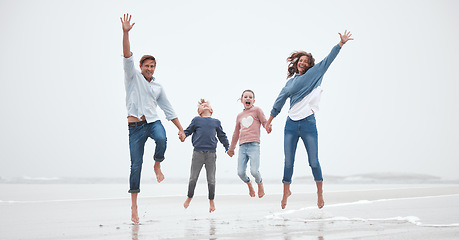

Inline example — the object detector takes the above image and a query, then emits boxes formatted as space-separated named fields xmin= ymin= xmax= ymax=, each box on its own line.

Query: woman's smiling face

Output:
xmin=297 ymin=55 xmax=310 ymax=75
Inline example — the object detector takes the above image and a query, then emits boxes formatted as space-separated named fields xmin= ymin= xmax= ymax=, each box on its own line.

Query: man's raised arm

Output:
xmin=120 ymin=13 xmax=135 ymax=58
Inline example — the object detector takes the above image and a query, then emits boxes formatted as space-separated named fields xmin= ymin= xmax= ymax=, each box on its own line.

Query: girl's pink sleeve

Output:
xmin=258 ymin=107 xmax=268 ymax=128
xmin=229 ymin=116 xmax=241 ymax=151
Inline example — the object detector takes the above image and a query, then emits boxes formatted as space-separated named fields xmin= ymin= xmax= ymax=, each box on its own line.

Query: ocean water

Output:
xmin=1 ymin=182 xmax=459 ymax=240
xmin=266 ymin=194 xmax=459 ymax=227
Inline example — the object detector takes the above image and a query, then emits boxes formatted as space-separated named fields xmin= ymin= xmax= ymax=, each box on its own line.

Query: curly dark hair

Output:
xmin=287 ymin=51 xmax=315 ymax=79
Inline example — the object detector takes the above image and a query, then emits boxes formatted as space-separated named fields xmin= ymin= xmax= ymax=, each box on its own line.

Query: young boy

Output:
xmin=180 ymin=99 xmax=230 ymax=212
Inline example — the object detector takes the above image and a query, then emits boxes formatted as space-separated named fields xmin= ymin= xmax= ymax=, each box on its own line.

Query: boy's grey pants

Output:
xmin=187 ymin=151 xmax=216 ymax=200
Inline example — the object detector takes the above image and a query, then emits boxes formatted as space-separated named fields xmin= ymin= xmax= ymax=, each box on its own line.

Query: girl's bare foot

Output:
xmin=184 ymin=197 xmax=192 ymax=209
xmin=154 ymin=162 xmax=164 ymax=183
xmin=209 ymin=200 xmax=216 ymax=213
xmin=257 ymin=182 xmax=265 ymax=198
xmin=247 ymin=181 xmax=256 ymax=197
xmin=281 ymin=184 xmax=291 ymax=209
xmin=131 ymin=206 xmax=139 ymax=224
xmin=317 ymin=192 xmax=324 ymax=209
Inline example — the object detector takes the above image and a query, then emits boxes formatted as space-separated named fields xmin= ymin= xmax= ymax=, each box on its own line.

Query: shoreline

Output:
xmin=1 ymin=184 xmax=459 ymax=239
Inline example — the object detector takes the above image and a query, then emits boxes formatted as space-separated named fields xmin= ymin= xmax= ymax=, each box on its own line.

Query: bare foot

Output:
xmin=184 ymin=197 xmax=192 ymax=209
xmin=281 ymin=187 xmax=291 ymax=209
xmin=247 ymin=181 xmax=255 ymax=197
xmin=154 ymin=162 xmax=164 ymax=183
xmin=317 ymin=192 xmax=324 ymax=209
xmin=131 ymin=206 xmax=139 ymax=224
xmin=257 ymin=182 xmax=265 ymax=198
xmin=209 ymin=200 xmax=216 ymax=213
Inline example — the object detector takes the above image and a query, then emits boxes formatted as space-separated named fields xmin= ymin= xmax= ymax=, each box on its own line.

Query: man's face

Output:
xmin=140 ymin=59 xmax=156 ymax=80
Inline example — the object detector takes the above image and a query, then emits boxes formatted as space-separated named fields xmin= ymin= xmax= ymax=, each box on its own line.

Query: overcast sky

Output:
xmin=1 ymin=0 xmax=458 ymax=181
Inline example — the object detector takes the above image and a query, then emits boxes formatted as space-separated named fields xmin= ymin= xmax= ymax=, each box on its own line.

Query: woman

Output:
xmin=266 ymin=30 xmax=353 ymax=209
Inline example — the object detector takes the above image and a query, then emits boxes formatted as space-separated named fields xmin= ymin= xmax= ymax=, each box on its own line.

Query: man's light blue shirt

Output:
xmin=123 ymin=54 xmax=177 ymax=123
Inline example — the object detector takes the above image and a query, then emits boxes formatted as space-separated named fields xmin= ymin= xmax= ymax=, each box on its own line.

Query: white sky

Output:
xmin=1 ymin=0 xmax=458 ymax=181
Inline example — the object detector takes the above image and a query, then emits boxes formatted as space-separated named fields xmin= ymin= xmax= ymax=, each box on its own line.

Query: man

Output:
xmin=120 ymin=13 xmax=185 ymax=224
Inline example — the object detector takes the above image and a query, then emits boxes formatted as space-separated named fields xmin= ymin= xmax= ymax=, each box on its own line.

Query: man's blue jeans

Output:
xmin=237 ymin=142 xmax=262 ymax=184
xmin=283 ymin=115 xmax=323 ymax=184
xmin=128 ymin=120 xmax=167 ymax=193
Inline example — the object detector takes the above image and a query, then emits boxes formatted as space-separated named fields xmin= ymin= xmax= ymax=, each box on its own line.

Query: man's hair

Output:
xmin=140 ymin=55 xmax=156 ymax=66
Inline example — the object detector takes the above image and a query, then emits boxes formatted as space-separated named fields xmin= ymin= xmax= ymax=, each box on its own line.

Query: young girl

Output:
xmin=227 ymin=90 xmax=271 ymax=198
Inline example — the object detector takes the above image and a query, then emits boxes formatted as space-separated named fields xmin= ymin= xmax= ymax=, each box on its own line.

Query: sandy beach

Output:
xmin=1 ymin=183 xmax=459 ymax=239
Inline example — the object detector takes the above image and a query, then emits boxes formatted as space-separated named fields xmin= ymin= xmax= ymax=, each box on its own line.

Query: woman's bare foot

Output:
xmin=184 ymin=197 xmax=192 ymax=209
xmin=209 ymin=200 xmax=216 ymax=213
xmin=247 ymin=181 xmax=255 ymax=197
xmin=257 ymin=182 xmax=265 ymax=198
xmin=317 ymin=192 xmax=324 ymax=209
xmin=281 ymin=184 xmax=291 ymax=209
xmin=154 ymin=162 xmax=164 ymax=183
xmin=131 ymin=206 xmax=139 ymax=224
xmin=316 ymin=181 xmax=324 ymax=209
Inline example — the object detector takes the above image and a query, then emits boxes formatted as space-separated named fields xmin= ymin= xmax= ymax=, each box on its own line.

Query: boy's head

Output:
xmin=197 ymin=99 xmax=213 ymax=116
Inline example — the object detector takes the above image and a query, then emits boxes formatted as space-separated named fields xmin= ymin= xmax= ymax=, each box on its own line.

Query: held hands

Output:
xmin=120 ymin=13 xmax=135 ymax=32
xmin=227 ymin=149 xmax=235 ymax=157
xmin=266 ymin=123 xmax=272 ymax=134
xmin=339 ymin=30 xmax=354 ymax=44
xmin=178 ymin=131 xmax=186 ymax=142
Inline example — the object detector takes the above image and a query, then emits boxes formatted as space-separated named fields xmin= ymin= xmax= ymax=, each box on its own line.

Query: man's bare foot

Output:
xmin=257 ymin=182 xmax=265 ymax=198
xmin=317 ymin=192 xmax=324 ymax=209
xmin=209 ymin=200 xmax=216 ymax=213
xmin=281 ymin=185 xmax=291 ymax=209
xmin=154 ymin=162 xmax=164 ymax=183
xmin=247 ymin=181 xmax=255 ymax=197
xmin=184 ymin=197 xmax=192 ymax=209
xmin=131 ymin=206 xmax=139 ymax=224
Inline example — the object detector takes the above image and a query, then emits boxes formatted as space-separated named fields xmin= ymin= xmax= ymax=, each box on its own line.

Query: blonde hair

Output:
xmin=197 ymin=98 xmax=209 ymax=106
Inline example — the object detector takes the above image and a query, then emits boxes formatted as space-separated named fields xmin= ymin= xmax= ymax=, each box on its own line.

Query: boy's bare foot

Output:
xmin=257 ymin=182 xmax=265 ymax=198
xmin=184 ymin=197 xmax=192 ymax=209
xmin=131 ymin=206 xmax=139 ymax=224
xmin=209 ymin=200 xmax=216 ymax=213
xmin=247 ymin=181 xmax=256 ymax=197
xmin=154 ymin=162 xmax=164 ymax=183
xmin=317 ymin=192 xmax=324 ymax=209
xmin=281 ymin=184 xmax=291 ymax=209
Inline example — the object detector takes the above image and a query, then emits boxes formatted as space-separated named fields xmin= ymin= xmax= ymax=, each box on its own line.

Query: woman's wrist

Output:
xmin=340 ymin=40 xmax=346 ymax=44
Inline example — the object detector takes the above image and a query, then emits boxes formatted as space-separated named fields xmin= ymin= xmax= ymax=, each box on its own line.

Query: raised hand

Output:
xmin=338 ymin=30 xmax=354 ymax=44
xmin=120 ymin=13 xmax=135 ymax=32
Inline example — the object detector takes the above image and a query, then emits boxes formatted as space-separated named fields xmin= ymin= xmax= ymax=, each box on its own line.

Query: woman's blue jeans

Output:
xmin=128 ymin=120 xmax=167 ymax=193
xmin=283 ymin=114 xmax=322 ymax=184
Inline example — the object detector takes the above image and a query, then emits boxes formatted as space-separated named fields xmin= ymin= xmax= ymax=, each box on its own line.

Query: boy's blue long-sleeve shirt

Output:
xmin=184 ymin=116 xmax=230 ymax=152
xmin=270 ymin=44 xmax=341 ymax=118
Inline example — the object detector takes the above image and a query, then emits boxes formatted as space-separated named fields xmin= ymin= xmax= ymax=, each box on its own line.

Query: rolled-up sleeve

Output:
xmin=156 ymin=88 xmax=178 ymax=121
